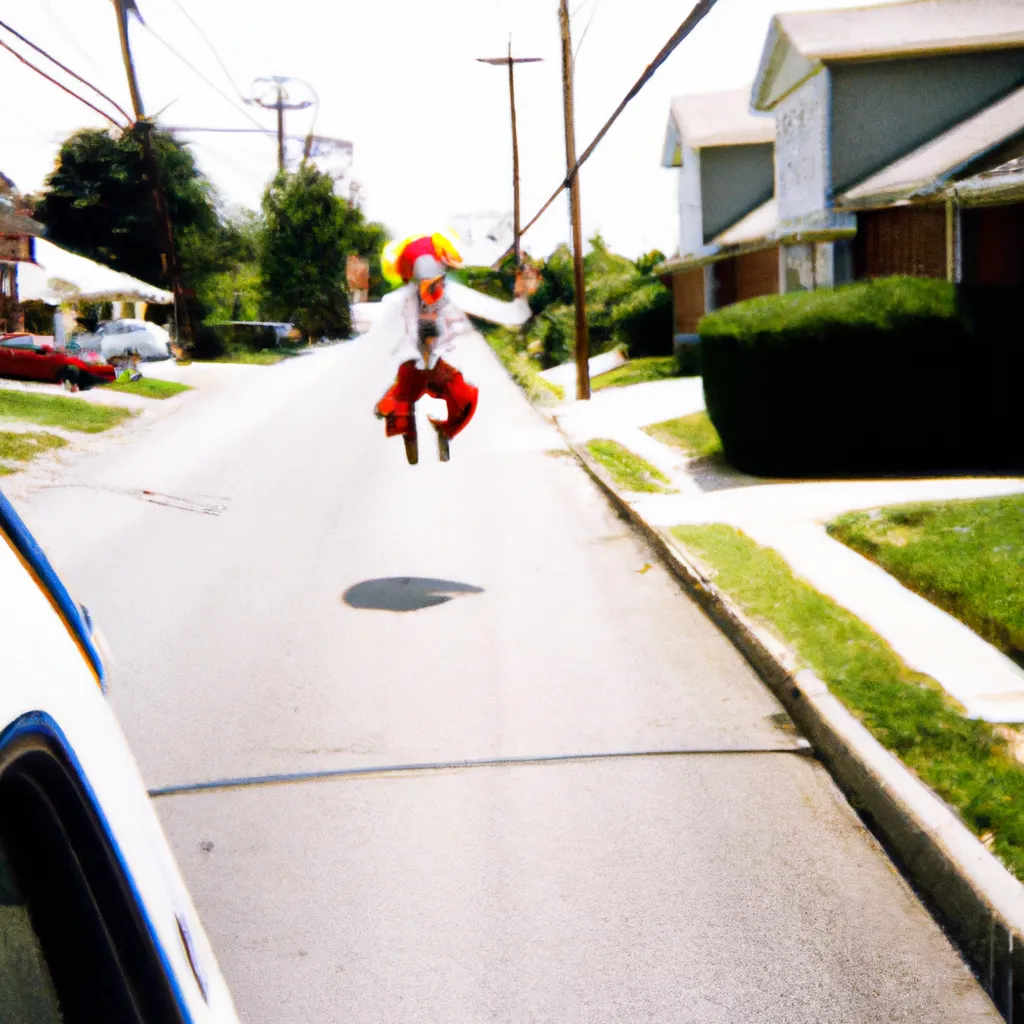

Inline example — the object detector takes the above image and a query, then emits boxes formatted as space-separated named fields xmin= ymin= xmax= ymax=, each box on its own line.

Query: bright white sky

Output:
xmin=1 ymin=0 xmax=897 ymax=263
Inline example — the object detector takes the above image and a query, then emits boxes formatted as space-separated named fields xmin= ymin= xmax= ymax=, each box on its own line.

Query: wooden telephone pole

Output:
xmin=559 ymin=0 xmax=590 ymax=400
xmin=111 ymin=0 xmax=195 ymax=353
xmin=476 ymin=42 xmax=542 ymax=268
xmin=246 ymin=77 xmax=314 ymax=173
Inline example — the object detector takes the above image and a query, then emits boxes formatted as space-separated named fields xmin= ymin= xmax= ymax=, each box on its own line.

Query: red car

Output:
xmin=0 ymin=333 xmax=117 ymax=391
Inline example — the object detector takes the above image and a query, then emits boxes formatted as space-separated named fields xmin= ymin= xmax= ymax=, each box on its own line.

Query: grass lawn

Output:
xmin=0 ymin=390 xmax=134 ymax=433
xmin=206 ymin=345 xmax=306 ymax=366
xmin=672 ymin=523 xmax=1024 ymax=881
xmin=484 ymin=327 xmax=564 ymax=405
xmin=103 ymin=378 xmax=191 ymax=400
xmin=643 ymin=410 xmax=722 ymax=461
xmin=585 ymin=439 xmax=674 ymax=493
xmin=829 ymin=495 xmax=1024 ymax=665
xmin=591 ymin=356 xmax=676 ymax=391
xmin=0 ymin=430 xmax=68 ymax=475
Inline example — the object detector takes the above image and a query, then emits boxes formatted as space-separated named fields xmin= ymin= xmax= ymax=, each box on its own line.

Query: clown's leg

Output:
xmin=376 ymin=362 xmax=427 ymax=460
xmin=426 ymin=360 xmax=479 ymax=444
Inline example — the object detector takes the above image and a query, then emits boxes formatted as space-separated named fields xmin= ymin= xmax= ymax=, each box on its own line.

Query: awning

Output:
xmin=16 ymin=238 xmax=174 ymax=306
xmin=945 ymin=156 xmax=1024 ymax=206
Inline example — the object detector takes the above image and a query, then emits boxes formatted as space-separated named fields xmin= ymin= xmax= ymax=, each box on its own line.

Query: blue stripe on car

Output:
xmin=0 ymin=488 xmax=106 ymax=688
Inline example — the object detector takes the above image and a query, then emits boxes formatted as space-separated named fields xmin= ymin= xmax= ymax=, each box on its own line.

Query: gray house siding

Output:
xmin=699 ymin=143 xmax=775 ymax=242
xmin=830 ymin=50 xmax=1024 ymax=193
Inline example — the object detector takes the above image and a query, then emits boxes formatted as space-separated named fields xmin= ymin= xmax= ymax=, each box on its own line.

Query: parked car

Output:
xmin=73 ymin=319 xmax=172 ymax=362
xmin=0 ymin=333 xmax=117 ymax=390
xmin=0 ymin=486 xmax=240 ymax=1021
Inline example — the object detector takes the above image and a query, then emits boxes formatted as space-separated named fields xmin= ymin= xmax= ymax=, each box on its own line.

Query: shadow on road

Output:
xmin=342 ymin=577 xmax=485 ymax=612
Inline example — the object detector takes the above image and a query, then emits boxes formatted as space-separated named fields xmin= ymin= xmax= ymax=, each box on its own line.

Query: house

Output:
xmin=17 ymin=238 xmax=173 ymax=344
xmin=0 ymin=174 xmax=44 ymax=333
xmin=751 ymin=0 xmax=1024 ymax=291
xmin=655 ymin=86 xmax=778 ymax=342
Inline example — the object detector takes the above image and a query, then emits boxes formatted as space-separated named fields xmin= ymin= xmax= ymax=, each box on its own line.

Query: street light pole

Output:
xmin=476 ymin=44 xmax=542 ymax=268
xmin=110 ymin=0 xmax=195 ymax=353
xmin=558 ymin=0 xmax=590 ymax=401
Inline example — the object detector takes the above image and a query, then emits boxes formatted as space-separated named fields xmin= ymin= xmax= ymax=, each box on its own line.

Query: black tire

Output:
xmin=60 ymin=368 xmax=81 ymax=393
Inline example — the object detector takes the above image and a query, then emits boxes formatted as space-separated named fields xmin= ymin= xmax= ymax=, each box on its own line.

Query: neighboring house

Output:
xmin=751 ymin=0 xmax=1024 ymax=291
xmin=17 ymin=238 xmax=173 ymax=345
xmin=0 ymin=175 xmax=44 ymax=333
xmin=655 ymin=87 xmax=777 ymax=341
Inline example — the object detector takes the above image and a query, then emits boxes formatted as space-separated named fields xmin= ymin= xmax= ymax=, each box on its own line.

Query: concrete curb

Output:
xmin=563 ymin=433 xmax=1024 ymax=1021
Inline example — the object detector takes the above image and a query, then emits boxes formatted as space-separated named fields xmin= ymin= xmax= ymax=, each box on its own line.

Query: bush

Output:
xmin=194 ymin=322 xmax=278 ymax=359
xmin=699 ymin=277 xmax=1024 ymax=477
xmin=611 ymin=279 xmax=673 ymax=358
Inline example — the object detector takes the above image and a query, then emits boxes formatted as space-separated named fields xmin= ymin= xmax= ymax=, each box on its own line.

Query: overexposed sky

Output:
xmin=1 ymin=0 xmax=897 ymax=262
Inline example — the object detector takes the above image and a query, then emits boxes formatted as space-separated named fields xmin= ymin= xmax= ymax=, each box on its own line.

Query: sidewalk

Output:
xmin=550 ymin=376 xmax=1024 ymax=723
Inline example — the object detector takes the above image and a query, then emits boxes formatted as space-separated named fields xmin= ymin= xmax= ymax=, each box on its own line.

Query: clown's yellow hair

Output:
xmin=380 ymin=231 xmax=463 ymax=288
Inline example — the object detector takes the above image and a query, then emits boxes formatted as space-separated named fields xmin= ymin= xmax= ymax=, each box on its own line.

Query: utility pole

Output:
xmin=245 ymin=77 xmax=315 ymax=173
xmin=111 ymin=0 xmax=195 ymax=353
xmin=476 ymin=42 xmax=542 ymax=268
xmin=559 ymin=0 xmax=590 ymax=401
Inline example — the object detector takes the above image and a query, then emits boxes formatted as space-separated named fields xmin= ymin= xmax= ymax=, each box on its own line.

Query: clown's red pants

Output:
xmin=375 ymin=358 xmax=478 ymax=440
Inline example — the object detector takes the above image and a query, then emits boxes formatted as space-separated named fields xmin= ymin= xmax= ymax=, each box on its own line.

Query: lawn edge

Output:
xmin=559 ymin=431 xmax=1024 ymax=1019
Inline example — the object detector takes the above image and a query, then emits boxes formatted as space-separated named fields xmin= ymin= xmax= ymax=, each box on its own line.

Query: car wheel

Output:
xmin=60 ymin=369 xmax=81 ymax=393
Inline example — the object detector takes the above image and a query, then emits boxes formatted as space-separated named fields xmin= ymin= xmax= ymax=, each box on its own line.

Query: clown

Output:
xmin=374 ymin=232 xmax=480 ymax=465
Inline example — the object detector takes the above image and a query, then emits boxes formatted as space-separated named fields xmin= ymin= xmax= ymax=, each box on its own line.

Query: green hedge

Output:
xmin=193 ymin=322 xmax=279 ymax=359
xmin=699 ymin=277 xmax=1024 ymax=477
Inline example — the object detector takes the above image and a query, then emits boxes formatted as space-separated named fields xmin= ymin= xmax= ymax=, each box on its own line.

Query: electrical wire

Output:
xmin=141 ymin=24 xmax=266 ymax=129
xmin=0 ymin=17 xmax=132 ymax=123
xmin=0 ymin=38 xmax=126 ymax=128
xmin=166 ymin=0 xmax=247 ymax=103
xmin=574 ymin=0 xmax=605 ymax=62
xmin=493 ymin=0 xmax=720 ymax=266
xmin=37 ymin=0 xmax=105 ymax=78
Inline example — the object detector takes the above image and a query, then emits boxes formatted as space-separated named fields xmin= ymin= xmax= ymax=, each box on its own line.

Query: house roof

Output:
xmin=17 ymin=238 xmax=174 ymax=305
xmin=836 ymin=81 xmax=1024 ymax=207
xmin=654 ymin=199 xmax=780 ymax=274
xmin=753 ymin=0 xmax=1024 ymax=111
xmin=714 ymin=198 xmax=779 ymax=247
xmin=662 ymin=86 xmax=774 ymax=167
xmin=0 ymin=209 xmax=43 ymax=237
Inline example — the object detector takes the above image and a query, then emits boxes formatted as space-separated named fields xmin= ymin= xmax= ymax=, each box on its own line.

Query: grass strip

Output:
xmin=671 ymin=523 xmax=1024 ymax=881
xmin=586 ymin=439 xmax=674 ymax=493
xmin=591 ymin=356 xmax=677 ymax=391
xmin=0 ymin=390 xmax=133 ymax=433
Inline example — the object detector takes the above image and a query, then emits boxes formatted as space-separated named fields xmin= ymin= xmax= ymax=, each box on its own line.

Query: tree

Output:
xmin=35 ymin=127 xmax=225 ymax=295
xmin=259 ymin=164 xmax=389 ymax=340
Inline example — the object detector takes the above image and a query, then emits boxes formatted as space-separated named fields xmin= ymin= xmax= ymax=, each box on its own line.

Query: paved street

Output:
xmin=12 ymin=332 xmax=1000 ymax=1022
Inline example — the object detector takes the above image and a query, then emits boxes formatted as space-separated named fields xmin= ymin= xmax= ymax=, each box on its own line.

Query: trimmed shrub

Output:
xmin=699 ymin=277 xmax=1024 ymax=477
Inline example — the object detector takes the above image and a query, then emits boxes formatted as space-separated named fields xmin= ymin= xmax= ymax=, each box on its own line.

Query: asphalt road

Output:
xmin=14 ymin=331 xmax=1000 ymax=1022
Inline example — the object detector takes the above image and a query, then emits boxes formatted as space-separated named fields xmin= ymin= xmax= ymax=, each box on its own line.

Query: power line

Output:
xmin=37 ymin=0 xmax=105 ymax=78
xmin=574 ymin=0 xmax=605 ymax=62
xmin=494 ymin=0 xmax=720 ymax=266
xmin=166 ymin=0 xmax=247 ymax=103
xmin=142 ymin=23 xmax=266 ymax=129
xmin=0 ymin=17 xmax=132 ymax=123
xmin=0 ymin=38 xmax=126 ymax=128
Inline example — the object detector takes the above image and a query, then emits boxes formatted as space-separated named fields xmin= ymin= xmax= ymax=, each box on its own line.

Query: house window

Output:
xmin=0 ymin=728 xmax=186 ymax=1023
